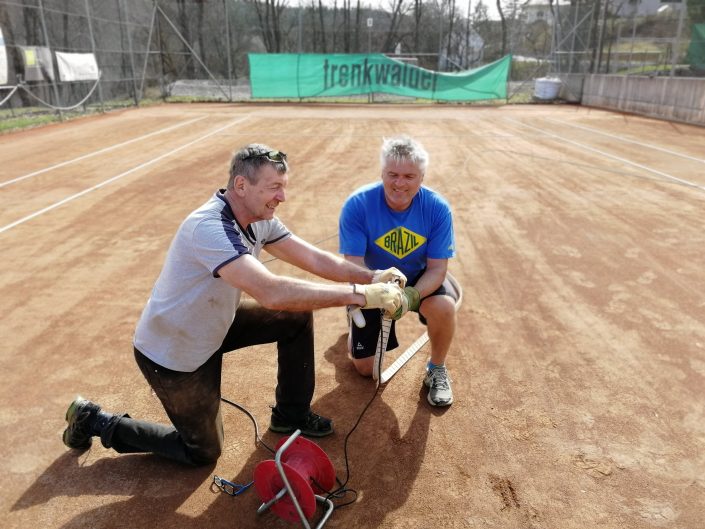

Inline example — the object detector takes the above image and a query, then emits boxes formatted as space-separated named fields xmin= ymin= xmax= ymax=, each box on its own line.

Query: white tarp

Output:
xmin=56 ymin=52 xmax=99 ymax=81
xmin=0 ymin=28 xmax=8 ymax=85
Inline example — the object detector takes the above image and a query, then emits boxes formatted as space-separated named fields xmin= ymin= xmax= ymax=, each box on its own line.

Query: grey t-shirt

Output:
xmin=134 ymin=190 xmax=290 ymax=371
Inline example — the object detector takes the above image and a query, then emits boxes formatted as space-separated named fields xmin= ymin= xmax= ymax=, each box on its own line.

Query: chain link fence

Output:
xmin=0 ymin=0 xmax=256 ymax=120
xmin=1 ymin=0 xmax=703 ymax=123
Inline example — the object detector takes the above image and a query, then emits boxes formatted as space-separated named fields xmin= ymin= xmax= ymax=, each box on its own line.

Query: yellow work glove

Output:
xmin=354 ymin=283 xmax=404 ymax=315
xmin=392 ymin=286 xmax=421 ymax=320
xmin=372 ymin=267 xmax=407 ymax=288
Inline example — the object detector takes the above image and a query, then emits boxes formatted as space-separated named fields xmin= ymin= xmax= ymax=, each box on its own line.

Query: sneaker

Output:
xmin=269 ymin=409 xmax=334 ymax=438
xmin=63 ymin=396 xmax=101 ymax=450
xmin=424 ymin=366 xmax=453 ymax=407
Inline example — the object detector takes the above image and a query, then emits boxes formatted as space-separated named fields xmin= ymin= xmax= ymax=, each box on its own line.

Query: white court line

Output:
xmin=543 ymin=117 xmax=705 ymax=165
xmin=0 ymin=116 xmax=249 ymax=235
xmin=0 ymin=115 xmax=208 ymax=189
xmin=505 ymin=117 xmax=705 ymax=193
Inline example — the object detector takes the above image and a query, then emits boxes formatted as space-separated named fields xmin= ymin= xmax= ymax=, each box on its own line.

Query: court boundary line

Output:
xmin=0 ymin=115 xmax=208 ymax=189
xmin=0 ymin=116 xmax=250 ymax=235
xmin=543 ymin=118 xmax=705 ymax=165
xmin=505 ymin=117 xmax=705 ymax=193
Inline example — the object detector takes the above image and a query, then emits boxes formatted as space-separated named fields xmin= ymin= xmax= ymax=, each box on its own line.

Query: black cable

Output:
xmin=322 ymin=382 xmax=381 ymax=505
xmin=220 ymin=396 xmax=275 ymax=454
xmin=220 ymin=385 xmax=381 ymax=512
xmin=220 ymin=231 xmax=384 ymax=516
xmin=314 ymin=311 xmax=386 ymax=515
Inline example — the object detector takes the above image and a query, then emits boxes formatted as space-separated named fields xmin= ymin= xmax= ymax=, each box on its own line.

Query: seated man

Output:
xmin=62 ymin=143 xmax=404 ymax=466
xmin=339 ymin=135 xmax=457 ymax=406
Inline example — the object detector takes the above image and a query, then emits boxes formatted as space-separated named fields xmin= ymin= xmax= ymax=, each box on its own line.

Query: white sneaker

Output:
xmin=424 ymin=366 xmax=453 ymax=406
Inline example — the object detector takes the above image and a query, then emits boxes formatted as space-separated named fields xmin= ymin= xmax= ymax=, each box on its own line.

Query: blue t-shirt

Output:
xmin=338 ymin=182 xmax=455 ymax=281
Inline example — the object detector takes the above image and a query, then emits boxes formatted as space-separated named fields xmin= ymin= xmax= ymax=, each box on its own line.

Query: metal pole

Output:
xmin=37 ymin=0 xmax=64 ymax=119
xmin=607 ymin=19 xmax=621 ymax=74
xmin=464 ymin=0 xmax=471 ymax=68
xmin=437 ymin=0 xmax=444 ymax=70
xmin=670 ymin=0 xmax=687 ymax=77
xmin=549 ymin=4 xmax=556 ymax=72
xmin=596 ymin=0 xmax=610 ymax=73
xmin=586 ymin=1 xmax=597 ymax=73
xmin=367 ymin=15 xmax=372 ymax=54
xmin=138 ymin=1 xmax=157 ymax=101
xmin=224 ymin=0 xmax=233 ymax=101
xmin=366 ymin=14 xmax=372 ymax=102
xmin=155 ymin=2 xmax=167 ymax=100
xmin=120 ymin=0 xmax=140 ymax=105
xmin=83 ymin=0 xmax=105 ymax=112
xmin=554 ymin=0 xmax=562 ymax=74
xmin=155 ymin=4 xmax=230 ymax=100
xmin=568 ymin=3 xmax=579 ymax=74
xmin=627 ymin=13 xmax=636 ymax=72
xmin=297 ymin=4 xmax=303 ymax=53
xmin=274 ymin=431 xmax=312 ymax=529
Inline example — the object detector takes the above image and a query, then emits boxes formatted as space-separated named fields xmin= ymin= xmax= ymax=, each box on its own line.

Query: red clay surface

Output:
xmin=1 ymin=103 xmax=704 ymax=529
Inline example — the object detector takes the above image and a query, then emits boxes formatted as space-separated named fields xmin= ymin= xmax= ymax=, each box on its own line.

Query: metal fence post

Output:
xmin=224 ymin=0 xmax=233 ymax=101
xmin=670 ymin=0 xmax=687 ymax=78
xmin=155 ymin=1 xmax=167 ymax=99
xmin=84 ymin=0 xmax=105 ymax=112
xmin=120 ymin=0 xmax=140 ymax=105
xmin=37 ymin=0 xmax=64 ymax=119
xmin=595 ymin=0 xmax=610 ymax=73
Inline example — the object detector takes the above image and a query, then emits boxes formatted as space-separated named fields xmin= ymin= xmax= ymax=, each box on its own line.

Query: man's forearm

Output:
xmin=253 ymin=275 xmax=402 ymax=315
xmin=257 ymin=276 xmax=364 ymax=311
xmin=412 ymin=268 xmax=446 ymax=298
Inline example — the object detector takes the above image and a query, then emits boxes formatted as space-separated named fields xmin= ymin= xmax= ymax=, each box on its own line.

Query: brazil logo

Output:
xmin=375 ymin=226 xmax=426 ymax=259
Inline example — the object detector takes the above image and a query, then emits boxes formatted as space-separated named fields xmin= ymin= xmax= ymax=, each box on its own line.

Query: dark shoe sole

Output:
xmin=269 ymin=422 xmax=333 ymax=438
xmin=63 ymin=397 xmax=93 ymax=450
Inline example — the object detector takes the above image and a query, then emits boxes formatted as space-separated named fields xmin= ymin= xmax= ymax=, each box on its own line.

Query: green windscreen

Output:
xmin=687 ymin=24 xmax=705 ymax=71
xmin=248 ymin=53 xmax=511 ymax=101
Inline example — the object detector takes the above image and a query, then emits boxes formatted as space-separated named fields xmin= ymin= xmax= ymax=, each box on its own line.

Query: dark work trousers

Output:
xmin=100 ymin=299 xmax=315 ymax=466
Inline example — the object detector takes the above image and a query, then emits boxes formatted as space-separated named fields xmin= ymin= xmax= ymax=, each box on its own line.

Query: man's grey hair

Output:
xmin=228 ymin=143 xmax=288 ymax=189
xmin=380 ymin=135 xmax=429 ymax=174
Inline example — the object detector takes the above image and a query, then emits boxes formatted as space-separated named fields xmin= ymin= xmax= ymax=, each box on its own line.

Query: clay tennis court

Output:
xmin=1 ymin=103 xmax=704 ymax=529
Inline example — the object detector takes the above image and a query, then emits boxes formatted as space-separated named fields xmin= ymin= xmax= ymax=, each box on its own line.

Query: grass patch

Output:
xmin=0 ymin=113 xmax=60 ymax=134
xmin=507 ymin=91 xmax=535 ymax=104
xmin=0 ymin=98 xmax=168 ymax=134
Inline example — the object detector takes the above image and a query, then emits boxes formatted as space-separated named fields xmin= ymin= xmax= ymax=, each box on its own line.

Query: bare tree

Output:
xmin=496 ymin=0 xmax=507 ymax=56
xmin=306 ymin=1 xmax=319 ymax=51
xmin=318 ymin=0 xmax=327 ymax=51
xmin=247 ymin=0 xmax=288 ymax=52
xmin=176 ymin=0 xmax=194 ymax=76
xmin=588 ymin=0 xmax=604 ymax=73
xmin=332 ymin=0 xmax=338 ymax=51
xmin=465 ymin=0 xmax=472 ymax=67
xmin=413 ymin=0 xmax=425 ymax=51
xmin=382 ymin=0 xmax=407 ymax=52
xmin=354 ymin=0 xmax=362 ymax=52
xmin=445 ymin=0 xmax=456 ymax=66
xmin=341 ymin=0 xmax=351 ymax=51
xmin=196 ymin=0 xmax=206 ymax=60
xmin=340 ymin=0 xmax=360 ymax=52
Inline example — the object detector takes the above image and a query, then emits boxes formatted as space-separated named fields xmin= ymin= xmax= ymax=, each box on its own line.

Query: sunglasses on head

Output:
xmin=241 ymin=150 xmax=287 ymax=163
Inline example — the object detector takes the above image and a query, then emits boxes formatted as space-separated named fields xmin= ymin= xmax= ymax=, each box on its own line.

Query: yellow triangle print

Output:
xmin=375 ymin=226 xmax=427 ymax=259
